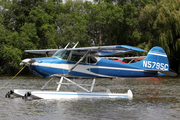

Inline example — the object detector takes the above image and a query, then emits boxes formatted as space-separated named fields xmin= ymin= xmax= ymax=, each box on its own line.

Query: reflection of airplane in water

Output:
xmin=6 ymin=43 xmax=177 ymax=99
xmin=137 ymin=77 xmax=162 ymax=102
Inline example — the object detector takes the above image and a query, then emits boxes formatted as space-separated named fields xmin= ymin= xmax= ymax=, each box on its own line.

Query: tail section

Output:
xmin=143 ymin=46 xmax=169 ymax=71
xmin=135 ymin=46 xmax=177 ymax=76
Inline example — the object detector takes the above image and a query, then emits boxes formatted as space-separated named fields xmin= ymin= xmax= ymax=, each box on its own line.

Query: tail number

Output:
xmin=143 ymin=61 xmax=168 ymax=70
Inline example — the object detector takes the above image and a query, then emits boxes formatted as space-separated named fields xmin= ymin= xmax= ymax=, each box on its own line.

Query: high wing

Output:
xmin=24 ymin=49 xmax=58 ymax=55
xmin=24 ymin=45 xmax=146 ymax=56
xmin=68 ymin=45 xmax=146 ymax=56
xmin=23 ymin=42 xmax=71 ymax=56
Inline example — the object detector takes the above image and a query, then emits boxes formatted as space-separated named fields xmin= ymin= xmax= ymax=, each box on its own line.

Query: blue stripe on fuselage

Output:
xmin=29 ymin=57 xmax=158 ymax=78
xmin=88 ymin=68 xmax=155 ymax=77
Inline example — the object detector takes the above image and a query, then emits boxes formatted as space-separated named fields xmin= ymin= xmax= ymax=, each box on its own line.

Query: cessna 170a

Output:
xmin=7 ymin=44 xmax=177 ymax=99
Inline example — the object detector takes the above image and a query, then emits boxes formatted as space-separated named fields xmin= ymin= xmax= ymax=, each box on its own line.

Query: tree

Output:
xmin=140 ymin=0 xmax=180 ymax=73
xmin=89 ymin=0 xmax=152 ymax=46
xmin=20 ymin=23 xmax=40 ymax=50
xmin=0 ymin=0 xmax=58 ymax=74
xmin=54 ymin=0 xmax=90 ymax=47
xmin=2 ymin=0 xmax=46 ymax=32
xmin=29 ymin=5 xmax=57 ymax=49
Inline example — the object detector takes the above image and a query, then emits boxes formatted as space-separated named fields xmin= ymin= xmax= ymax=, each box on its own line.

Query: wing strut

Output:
xmin=65 ymin=49 xmax=91 ymax=76
xmin=72 ymin=42 xmax=79 ymax=48
xmin=50 ymin=49 xmax=95 ymax=93
xmin=64 ymin=42 xmax=70 ymax=49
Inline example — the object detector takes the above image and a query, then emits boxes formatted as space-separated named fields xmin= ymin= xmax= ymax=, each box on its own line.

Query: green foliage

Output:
xmin=54 ymin=1 xmax=90 ymax=47
xmin=0 ymin=0 xmax=180 ymax=74
xmin=20 ymin=23 xmax=39 ymax=50
xmin=140 ymin=0 xmax=180 ymax=72
xmin=1 ymin=44 xmax=23 ymax=69
xmin=30 ymin=5 xmax=57 ymax=48
xmin=0 ymin=0 xmax=58 ymax=74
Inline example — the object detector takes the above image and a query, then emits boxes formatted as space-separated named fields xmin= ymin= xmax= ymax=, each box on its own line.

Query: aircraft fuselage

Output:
xmin=28 ymin=57 xmax=158 ymax=78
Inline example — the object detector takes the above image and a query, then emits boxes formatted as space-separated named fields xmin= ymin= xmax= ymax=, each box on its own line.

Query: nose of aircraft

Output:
xmin=20 ymin=59 xmax=36 ymax=65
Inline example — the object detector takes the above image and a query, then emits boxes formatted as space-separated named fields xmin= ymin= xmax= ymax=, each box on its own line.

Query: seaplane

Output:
xmin=6 ymin=43 xmax=177 ymax=99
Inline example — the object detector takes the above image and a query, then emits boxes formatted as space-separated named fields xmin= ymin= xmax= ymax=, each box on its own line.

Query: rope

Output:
xmin=0 ymin=62 xmax=29 ymax=90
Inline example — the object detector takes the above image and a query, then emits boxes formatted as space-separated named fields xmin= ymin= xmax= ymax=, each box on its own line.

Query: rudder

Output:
xmin=142 ymin=46 xmax=169 ymax=71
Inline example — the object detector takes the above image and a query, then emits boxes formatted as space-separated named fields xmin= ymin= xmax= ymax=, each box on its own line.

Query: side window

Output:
xmin=69 ymin=50 xmax=97 ymax=64
xmin=71 ymin=54 xmax=80 ymax=62
xmin=70 ymin=54 xmax=86 ymax=63
xmin=87 ymin=56 xmax=97 ymax=64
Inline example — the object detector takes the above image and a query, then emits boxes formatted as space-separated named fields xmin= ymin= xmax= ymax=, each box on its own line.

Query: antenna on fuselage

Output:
xmin=64 ymin=43 xmax=70 ymax=49
xmin=72 ymin=42 xmax=79 ymax=49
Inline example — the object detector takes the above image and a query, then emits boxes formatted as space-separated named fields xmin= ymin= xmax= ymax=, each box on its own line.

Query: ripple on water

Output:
xmin=0 ymin=76 xmax=180 ymax=120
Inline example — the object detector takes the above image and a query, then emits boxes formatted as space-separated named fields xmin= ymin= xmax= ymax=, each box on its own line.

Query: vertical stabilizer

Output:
xmin=133 ymin=46 xmax=177 ymax=76
xmin=142 ymin=46 xmax=169 ymax=71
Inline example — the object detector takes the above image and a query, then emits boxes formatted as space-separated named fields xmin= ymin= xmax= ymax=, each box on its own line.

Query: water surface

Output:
xmin=0 ymin=76 xmax=180 ymax=120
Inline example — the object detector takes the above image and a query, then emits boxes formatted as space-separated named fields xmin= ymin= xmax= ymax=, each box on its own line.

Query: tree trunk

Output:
xmin=99 ymin=29 xmax=102 ymax=45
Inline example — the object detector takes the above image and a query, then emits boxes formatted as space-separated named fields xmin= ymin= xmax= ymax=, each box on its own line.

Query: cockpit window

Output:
xmin=87 ymin=56 xmax=97 ymax=64
xmin=53 ymin=49 xmax=70 ymax=60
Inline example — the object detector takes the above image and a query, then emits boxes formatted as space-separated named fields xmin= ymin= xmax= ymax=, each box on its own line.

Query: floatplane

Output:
xmin=6 ymin=43 xmax=177 ymax=99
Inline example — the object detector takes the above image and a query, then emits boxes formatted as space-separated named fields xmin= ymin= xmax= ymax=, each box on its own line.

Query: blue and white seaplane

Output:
xmin=8 ymin=43 xmax=177 ymax=99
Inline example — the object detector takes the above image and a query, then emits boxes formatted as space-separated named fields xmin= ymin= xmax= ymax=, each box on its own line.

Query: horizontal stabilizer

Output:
xmin=160 ymin=70 xmax=177 ymax=76
xmin=144 ymin=69 xmax=177 ymax=76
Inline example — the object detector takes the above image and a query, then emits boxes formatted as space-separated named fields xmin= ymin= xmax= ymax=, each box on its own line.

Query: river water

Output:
xmin=0 ymin=76 xmax=180 ymax=120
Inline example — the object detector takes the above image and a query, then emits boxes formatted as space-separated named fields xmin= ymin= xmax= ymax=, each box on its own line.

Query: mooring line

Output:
xmin=0 ymin=63 xmax=29 ymax=90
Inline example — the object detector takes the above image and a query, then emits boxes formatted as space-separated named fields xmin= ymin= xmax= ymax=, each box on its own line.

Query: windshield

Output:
xmin=53 ymin=49 xmax=70 ymax=60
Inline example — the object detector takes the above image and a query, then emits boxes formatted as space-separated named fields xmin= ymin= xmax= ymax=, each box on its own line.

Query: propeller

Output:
xmin=20 ymin=59 xmax=36 ymax=65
